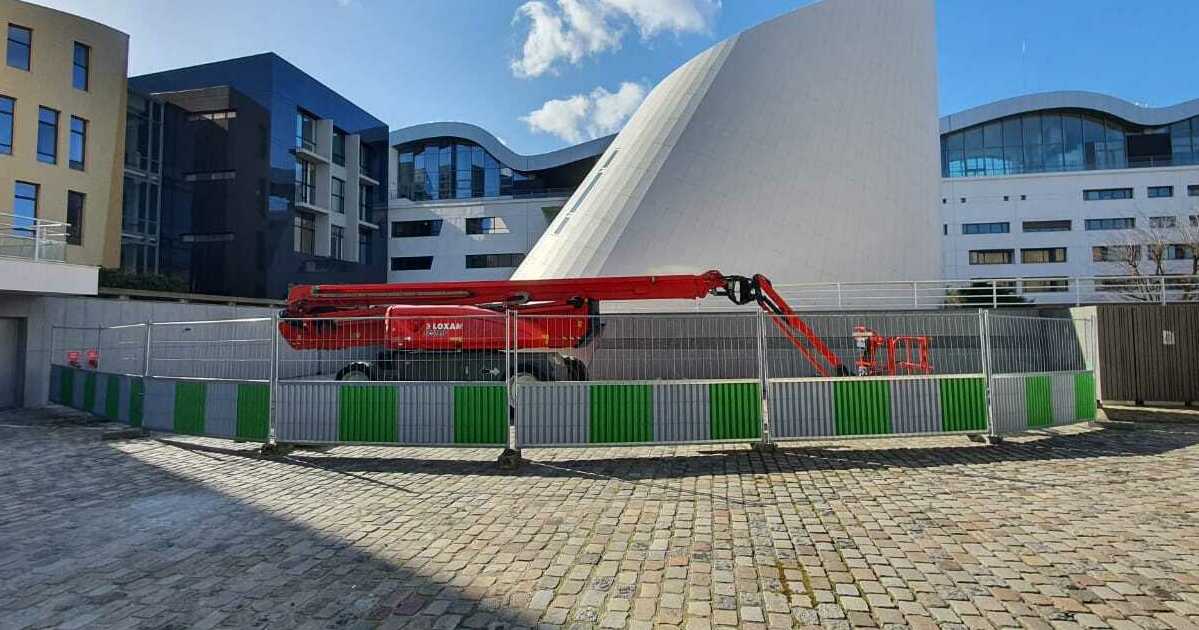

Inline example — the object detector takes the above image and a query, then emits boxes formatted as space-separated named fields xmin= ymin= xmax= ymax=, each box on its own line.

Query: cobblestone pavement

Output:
xmin=1 ymin=407 xmax=1198 ymax=630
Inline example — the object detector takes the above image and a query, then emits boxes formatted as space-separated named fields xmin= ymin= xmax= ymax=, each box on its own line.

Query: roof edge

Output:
xmin=940 ymin=91 xmax=1199 ymax=134
xmin=389 ymin=122 xmax=613 ymax=172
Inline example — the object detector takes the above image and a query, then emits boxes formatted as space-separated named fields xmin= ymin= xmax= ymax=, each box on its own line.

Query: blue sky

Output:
xmin=37 ymin=0 xmax=1199 ymax=154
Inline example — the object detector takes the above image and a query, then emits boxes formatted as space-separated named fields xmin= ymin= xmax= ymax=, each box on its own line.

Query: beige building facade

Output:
xmin=1 ymin=0 xmax=128 ymax=268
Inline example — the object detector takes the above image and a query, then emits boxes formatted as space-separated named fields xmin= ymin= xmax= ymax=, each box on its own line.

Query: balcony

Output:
xmin=0 ymin=213 xmax=97 ymax=295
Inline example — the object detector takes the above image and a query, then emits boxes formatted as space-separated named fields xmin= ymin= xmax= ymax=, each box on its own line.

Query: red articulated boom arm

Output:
xmin=280 ymin=270 xmax=849 ymax=377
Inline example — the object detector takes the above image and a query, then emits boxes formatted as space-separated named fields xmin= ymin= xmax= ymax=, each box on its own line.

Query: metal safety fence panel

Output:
xmin=990 ymin=371 xmax=1098 ymax=433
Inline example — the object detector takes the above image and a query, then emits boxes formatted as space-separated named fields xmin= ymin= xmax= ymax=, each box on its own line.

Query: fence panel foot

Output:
xmin=101 ymin=428 xmax=148 ymax=441
xmin=497 ymin=448 xmax=523 ymax=470
xmin=968 ymin=434 xmax=1004 ymax=445
xmin=260 ymin=442 xmax=296 ymax=457
xmin=751 ymin=442 xmax=778 ymax=453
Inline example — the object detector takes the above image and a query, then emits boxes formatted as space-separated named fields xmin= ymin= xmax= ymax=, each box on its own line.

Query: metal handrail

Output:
xmin=0 ymin=212 xmax=71 ymax=263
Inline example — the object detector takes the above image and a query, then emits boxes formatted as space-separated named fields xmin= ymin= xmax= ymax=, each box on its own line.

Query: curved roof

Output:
xmin=389 ymin=122 xmax=614 ymax=172
xmin=940 ymin=91 xmax=1199 ymax=134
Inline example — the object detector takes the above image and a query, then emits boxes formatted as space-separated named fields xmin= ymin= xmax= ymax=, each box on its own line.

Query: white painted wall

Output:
xmin=940 ymin=165 xmax=1199 ymax=279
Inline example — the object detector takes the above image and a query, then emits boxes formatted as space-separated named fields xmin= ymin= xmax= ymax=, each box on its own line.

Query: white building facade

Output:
xmin=940 ymin=92 xmax=1199 ymax=289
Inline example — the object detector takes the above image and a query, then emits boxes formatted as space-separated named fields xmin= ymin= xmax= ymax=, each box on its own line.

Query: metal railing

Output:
xmin=0 ymin=212 xmax=70 ymax=263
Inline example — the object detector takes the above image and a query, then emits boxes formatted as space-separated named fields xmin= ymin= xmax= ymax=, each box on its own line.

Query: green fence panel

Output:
xmin=834 ymin=380 xmax=892 ymax=436
xmin=339 ymin=386 xmax=397 ymax=442
xmin=1025 ymin=375 xmax=1053 ymax=428
xmin=1075 ymin=372 xmax=1097 ymax=421
xmin=709 ymin=383 xmax=761 ymax=440
xmin=453 ymin=385 xmax=507 ymax=445
xmin=59 ymin=367 xmax=75 ymax=407
xmin=590 ymin=384 xmax=653 ymax=443
xmin=236 ymin=384 xmax=270 ymax=441
xmin=939 ymin=377 xmax=987 ymax=432
xmin=129 ymin=378 xmax=144 ymax=427
xmin=104 ymin=375 xmax=120 ymax=420
xmin=173 ymin=382 xmax=207 ymax=435
xmin=82 ymin=372 xmax=97 ymax=412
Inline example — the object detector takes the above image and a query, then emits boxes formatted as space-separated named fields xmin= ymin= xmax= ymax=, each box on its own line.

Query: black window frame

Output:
xmin=1092 ymin=245 xmax=1140 ymax=263
xmin=359 ymin=183 xmax=372 ymax=222
xmin=358 ymin=228 xmax=371 ymax=264
xmin=390 ymin=256 xmax=433 ymax=271
xmin=294 ymin=159 xmax=316 ymax=205
xmin=390 ymin=219 xmax=442 ymax=238
xmin=12 ymin=180 xmax=38 ymax=236
xmin=331 ymin=129 xmax=346 ymax=166
xmin=1187 ymin=184 xmax=1199 ymax=197
xmin=36 ymin=106 xmax=58 ymax=164
xmin=293 ymin=211 xmax=316 ymax=255
xmin=68 ymin=115 xmax=86 ymax=170
xmin=66 ymin=190 xmax=84 ymax=245
xmin=72 ymin=42 xmax=89 ymax=91
xmin=1084 ymin=218 xmax=1136 ymax=231
xmin=0 ymin=94 xmax=13 ymax=155
xmin=465 ymin=252 xmax=525 ymax=269
xmin=1147 ymin=185 xmax=1173 ymax=198
xmin=7 ymin=24 xmax=31 ymax=71
xmin=968 ymin=249 xmax=1013 ymax=265
xmin=331 ymin=177 xmax=346 ymax=214
xmin=961 ymin=221 xmax=1009 ymax=235
xmin=330 ymin=225 xmax=344 ymax=259
xmin=1083 ymin=187 xmax=1133 ymax=201
xmin=1022 ymin=220 xmax=1071 ymax=233
xmin=295 ymin=110 xmax=317 ymax=152
xmin=1020 ymin=247 xmax=1067 ymax=264
xmin=1149 ymin=216 xmax=1177 ymax=229
xmin=465 ymin=217 xmax=511 ymax=235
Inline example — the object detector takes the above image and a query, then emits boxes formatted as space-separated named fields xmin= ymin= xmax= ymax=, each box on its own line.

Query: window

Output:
xmin=12 ymin=181 xmax=37 ymax=235
xmin=68 ymin=116 xmax=86 ymax=170
xmin=72 ymin=42 xmax=89 ymax=90
xmin=359 ymin=143 xmax=371 ymax=173
xmin=1188 ymin=185 xmax=1199 ymax=197
xmin=1085 ymin=218 xmax=1135 ymax=231
xmin=330 ymin=225 xmax=344 ymax=259
xmin=1023 ymin=278 xmax=1069 ymax=293
xmin=358 ymin=228 xmax=371 ymax=264
xmin=1149 ymin=216 xmax=1177 ymax=229
xmin=332 ymin=130 xmax=345 ymax=166
xmin=390 ymin=256 xmax=433 ymax=271
xmin=1020 ymin=247 xmax=1067 ymax=264
xmin=391 ymin=220 xmax=442 ymax=238
xmin=466 ymin=253 xmax=525 ymax=269
xmin=187 ymin=110 xmax=237 ymax=122
xmin=37 ymin=107 xmax=57 ymax=164
xmin=1192 ymin=215 xmax=1199 ymax=228
xmin=295 ymin=160 xmax=316 ymax=205
xmin=66 ymin=191 xmax=84 ymax=245
xmin=1092 ymin=245 xmax=1139 ymax=262
xmin=293 ymin=212 xmax=315 ymax=254
xmin=1022 ymin=220 xmax=1071 ymax=233
xmin=961 ymin=222 xmax=1009 ymax=235
xmin=7 ymin=25 xmax=31 ymax=71
xmin=0 ymin=95 xmax=12 ymax=154
xmin=358 ymin=184 xmax=371 ymax=221
xmin=1164 ymin=245 xmax=1195 ymax=260
xmin=331 ymin=177 xmax=345 ymax=214
xmin=1147 ymin=186 xmax=1173 ymax=198
xmin=1083 ymin=188 xmax=1133 ymax=201
xmin=942 ymin=224 xmax=947 ymax=236
xmin=183 ymin=170 xmax=235 ymax=182
xmin=465 ymin=217 xmax=510 ymax=235
xmin=295 ymin=110 xmax=317 ymax=151
xmin=968 ymin=249 xmax=1013 ymax=265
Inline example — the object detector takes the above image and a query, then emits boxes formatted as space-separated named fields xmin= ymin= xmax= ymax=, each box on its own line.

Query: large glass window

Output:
xmin=69 ymin=116 xmax=86 ymax=170
xmin=72 ymin=42 xmax=89 ymax=91
xmin=0 ymin=95 xmax=12 ymax=154
xmin=66 ymin=191 xmax=84 ymax=245
xmin=1189 ymin=184 xmax=1199 ymax=197
xmin=358 ymin=228 xmax=371 ymax=264
xmin=396 ymin=139 xmax=549 ymax=201
xmin=7 ymin=25 xmax=31 ymax=71
xmin=961 ymin=222 xmax=1009 ymax=235
xmin=331 ymin=177 xmax=345 ymax=213
xmin=465 ymin=253 xmax=525 ymax=269
xmin=1083 ymin=188 xmax=1132 ymax=201
xmin=332 ymin=130 xmax=345 ymax=166
xmin=465 ymin=217 xmax=510 ymax=235
xmin=1023 ymin=220 xmax=1071 ymax=232
xmin=391 ymin=220 xmax=442 ymax=238
xmin=1147 ymin=186 xmax=1173 ymax=198
xmin=1085 ymin=218 xmax=1135 ymax=231
xmin=12 ymin=181 xmax=37 ymax=236
xmin=295 ymin=160 xmax=316 ymax=205
xmin=293 ymin=212 xmax=315 ymax=254
xmin=968 ymin=249 xmax=1012 ymax=265
xmin=1092 ymin=246 xmax=1139 ymax=262
xmin=359 ymin=184 xmax=372 ymax=221
xmin=37 ymin=106 xmax=57 ymax=164
xmin=1149 ymin=216 xmax=1176 ymax=229
xmin=295 ymin=110 xmax=317 ymax=151
xmin=1020 ymin=247 xmax=1066 ymax=264
xmin=390 ymin=256 xmax=433 ymax=271
xmin=330 ymin=225 xmax=344 ymax=259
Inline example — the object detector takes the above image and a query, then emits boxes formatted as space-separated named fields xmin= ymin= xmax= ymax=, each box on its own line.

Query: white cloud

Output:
xmin=522 ymin=82 xmax=647 ymax=143
xmin=511 ymin=0 xmax=718 ymax=78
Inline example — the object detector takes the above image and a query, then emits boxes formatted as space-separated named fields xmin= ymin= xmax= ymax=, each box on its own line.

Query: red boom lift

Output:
xmin=279 ymin=271 xmax=930 ymax=381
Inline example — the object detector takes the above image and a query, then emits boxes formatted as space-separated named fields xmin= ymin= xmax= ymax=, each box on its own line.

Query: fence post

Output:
xmin=753 ymin=312 xmax=775 ymax=452
xmin=33 ymin=223 xmax=41 ymax=262
xmin=1159 ymin=276 xmax=1167 ymax=305
xmin=1074 ymin=277 xmax=1082 ymax=307
xmin=267 ymin=313 xmax=280 ymax=446
xmin=142 ymin=320 xmax=152 ymax=378
xmin=912 ymin=281 xmax=919 ymax=308
xmin=978 ymin=309 xmax=998 ymax=442
xmin=499 ymin=310 xmax=522 ymax=469
xmin=991 ymin=281 xmax=998 ymax=309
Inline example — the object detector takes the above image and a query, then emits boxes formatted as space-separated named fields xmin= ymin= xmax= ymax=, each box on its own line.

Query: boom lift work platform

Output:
xmin=280 ymin=271 xmax=932 ymax=381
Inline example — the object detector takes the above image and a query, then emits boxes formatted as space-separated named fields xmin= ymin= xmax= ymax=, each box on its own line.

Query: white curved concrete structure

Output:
xmin=514 ymin=0 xmax=940 ymax=287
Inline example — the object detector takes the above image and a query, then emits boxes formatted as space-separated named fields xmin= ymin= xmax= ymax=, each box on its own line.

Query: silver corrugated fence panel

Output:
xmin=396 ymin=383 xmax=455 ymax=444
xmin=991 ymin=375 xmax=1027 ymax=434
xmin=117 ymin=375 xmax=133 ymax=424
xmin=276 ymin=382 xmax=339 ymax=442
xmin=1050 ymin=372 xmax=1076 ymax=425
xmin=653 ymin=383 xmax=711 ymax=443
xmin=517 ymin=383 xmax=589 ymax=446
xmin=205 ymin=382 xmax=239 ymax=438
xmin=142 ymin=379 xmax=175 ymax=431
xmin=889 ymin=378 xmax=943 ymax=434
xmin=768 ymin=380 xmax=835 ymax=438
